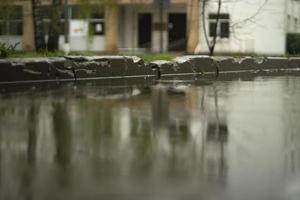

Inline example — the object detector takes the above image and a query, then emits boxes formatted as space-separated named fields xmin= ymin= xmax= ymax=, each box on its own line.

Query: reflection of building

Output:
xmin=2 ymin=79 xmax=300 ymax=199
xmin=0 ymin=84 xmax=228 ymax=198
xmin=283 ymin=79 xmax=300 ymax=177
xmin=0 ymin=0 xmax=199 ymax=52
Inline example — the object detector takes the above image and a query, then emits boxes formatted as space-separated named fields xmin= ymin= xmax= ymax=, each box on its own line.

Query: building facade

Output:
xmin=196 ymin=0 xmax=300 ymax=55
xmin=0 ymin=0 xmax=199 ymax=53
xmin=2 ymin=0 xmax=299 ymax=55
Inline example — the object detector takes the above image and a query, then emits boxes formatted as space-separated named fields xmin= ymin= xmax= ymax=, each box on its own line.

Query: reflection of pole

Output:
xmin=64 ymin=0 xmax=70 ymax=54
xmin=27 ymin=102 xmax=38 ymax=164
xmin=159 ymin=0 xmax=163 ymax=53
xmin=214 ymin=85 xmax=219 ymax=138
xmin=131 ymin=4 xmax=135 ymax=55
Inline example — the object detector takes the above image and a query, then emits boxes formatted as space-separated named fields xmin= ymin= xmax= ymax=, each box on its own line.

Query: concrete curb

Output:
xmin=0 ymin=56 xmax=299 ymax=84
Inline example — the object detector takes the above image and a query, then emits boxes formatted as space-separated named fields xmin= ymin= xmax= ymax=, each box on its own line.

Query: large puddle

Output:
xmin=0 ymin=76 xmax=300 ymax=200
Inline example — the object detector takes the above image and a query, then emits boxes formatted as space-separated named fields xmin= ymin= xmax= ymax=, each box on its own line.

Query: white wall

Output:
xmin=286 ymin=0 xmax=300 ymax=33
xmin=59 ymin=36 xmax=105 ymax=52
xmin=0 ymin=36 xmax=23 ymax=51
xmin=196 ymin=0 xmax=289 ymax=55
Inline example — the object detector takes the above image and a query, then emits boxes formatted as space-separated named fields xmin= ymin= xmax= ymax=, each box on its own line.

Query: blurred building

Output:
xmin=0 ymin=0 xmax=199 ymax=53
xmin=196 ymin=0 xmax=300 ymax=55
xmin=2 ymin=0 xmax=299 ymax=55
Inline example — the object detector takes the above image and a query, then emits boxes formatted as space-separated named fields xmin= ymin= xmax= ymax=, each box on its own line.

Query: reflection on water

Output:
xmin=0 ymin=76 xmax=300 ymax=200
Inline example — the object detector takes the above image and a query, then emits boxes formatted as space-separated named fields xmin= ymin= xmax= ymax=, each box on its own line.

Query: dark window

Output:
xmin=0 ymin=6 xmax=23 ymax=35
xmin=0 ymin=21 xmax=5 ymax=35
xmin=92 ymin=13 xmax=104 ymax=19
xmin=9 ymin=21 xmax=23 ymax=35
xmin=209 ymin=22 xmax=217 ymax=37
xmin=0 ymin=6 xmax=22 ymax=20
xmin=209 ymin=13 xmax=229 ymax=20
xmin=220 ymin=22 xmax=229 ymax=38
xmin=208 ymin=13 xmax=230 ymax=39
xmin=0 ymin=21 xmax=23 ymax=36
xmin=90 ymin=21 xmax=105 ymax=35
xmin=41 ymin=6 xmax=52 ymax=19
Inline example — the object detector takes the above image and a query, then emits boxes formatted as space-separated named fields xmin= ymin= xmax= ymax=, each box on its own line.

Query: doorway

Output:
xmin=138 ymin=13 xmax=152 ymax=49
xmin=168 ymin=13 xmax=187 ymax=51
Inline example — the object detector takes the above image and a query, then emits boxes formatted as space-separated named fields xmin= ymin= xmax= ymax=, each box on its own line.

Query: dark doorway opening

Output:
xmin=138 ymin=14 xmax=152 ymax=49
xmin=168 ymin=13 xmax=187 ymax=51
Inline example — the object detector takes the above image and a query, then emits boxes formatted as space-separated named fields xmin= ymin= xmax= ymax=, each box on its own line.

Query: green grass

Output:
xmin=9 ymin=51 xmax=65 ymax=58
xmin=140 ymin=53 xmax=177 ymax=63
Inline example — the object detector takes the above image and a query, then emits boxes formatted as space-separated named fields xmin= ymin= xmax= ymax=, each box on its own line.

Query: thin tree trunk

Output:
xmin=209 ymin=0 xmax=221 ymax=56
xmin=47 ymin=0 xmax=62 ymax=51
xmin=31 ymin=0 xmax=46 ymax=51
xmin=202 ymin=0 xmax=210 ymax=52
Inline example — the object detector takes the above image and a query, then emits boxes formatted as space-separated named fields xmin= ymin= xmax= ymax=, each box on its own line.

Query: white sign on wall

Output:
xmin=70 ymin=20 xmax=89 ymax=37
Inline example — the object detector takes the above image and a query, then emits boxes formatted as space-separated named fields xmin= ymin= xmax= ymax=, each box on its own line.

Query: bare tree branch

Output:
xmin=209 ymin=0 xmax=222 ymax=56
xmin=231 ymin=0 xmax=269 ymax=28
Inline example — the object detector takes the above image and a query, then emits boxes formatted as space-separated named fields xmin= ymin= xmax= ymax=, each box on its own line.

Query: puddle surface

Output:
xmin=0 ymin=76 xmax=300 ymax=200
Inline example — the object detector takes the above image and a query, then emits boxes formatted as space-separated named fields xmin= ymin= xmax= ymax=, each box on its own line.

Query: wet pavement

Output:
xmin=0 ymin=75 xmax=300 ymax=200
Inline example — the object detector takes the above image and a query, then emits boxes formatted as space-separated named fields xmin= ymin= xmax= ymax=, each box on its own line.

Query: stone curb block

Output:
xmin=0 ymin=58 xmax=72 ymax=82
xmin=0 ymin=56 xmax=154 ymax=83
xmin=65 ymin=56 xmax=155 ymax=78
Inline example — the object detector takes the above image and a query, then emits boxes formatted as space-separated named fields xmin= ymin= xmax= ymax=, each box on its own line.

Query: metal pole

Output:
xmin=64 ymin=0 xmax=70 ymax=54
xmin=159 ymin=0 xmax=163 ymax=53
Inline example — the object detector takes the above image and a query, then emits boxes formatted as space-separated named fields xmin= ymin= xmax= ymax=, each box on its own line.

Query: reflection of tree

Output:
xmin=52 ymin=100 xmax=72 ymax=190
xmin=52 ymin=101 xmax=71 ymax=166
xmin=205 ymin=85 xmax=228 ymax=182
xmin=19 ymin=100 xmax=40 ymax=200
xmin=0 ymin=84 xmax=232 ymax=198
xmin=27 ymin=102 xmax=38 ymax=164
xmin=70 ymin=99 xmax=115 ymax=178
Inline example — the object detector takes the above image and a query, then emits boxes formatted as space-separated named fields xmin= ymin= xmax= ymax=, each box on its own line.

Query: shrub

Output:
xmin=0 ymin=42 xmax=19 ymax=58
xmin=286 ymin=34 xmax=300 ymax=55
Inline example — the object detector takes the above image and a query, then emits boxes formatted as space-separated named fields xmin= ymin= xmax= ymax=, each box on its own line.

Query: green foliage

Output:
xmin=0 ymin=42 xmax=19 ymax=58
xmin=287 ymin=34 xmax=300 ymax=55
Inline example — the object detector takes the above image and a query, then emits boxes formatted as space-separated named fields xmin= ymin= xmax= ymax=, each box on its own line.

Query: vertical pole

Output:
xmin=64 ymin=0 xmax=70 ymax=54
xmin=159 ymin=0 xmax=163 ymax=53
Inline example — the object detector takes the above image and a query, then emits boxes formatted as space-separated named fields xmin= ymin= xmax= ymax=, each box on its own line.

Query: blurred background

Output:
xmin=0 ymin=0 xmax=300 ymax=57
